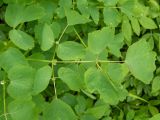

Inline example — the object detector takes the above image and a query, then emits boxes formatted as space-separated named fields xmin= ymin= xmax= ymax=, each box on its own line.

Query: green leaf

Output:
xmin=149 ymin=113 xmax=160 ymax=120
xmin=3 ymin=0 xmax=33 ymax=4
xmin=21 ymin=4 xmax=45 ymax=22
xmin=5 ymin=4 xmax=45 ymax=28
xmin=5 ymin=4 xmax=24 ymax=28
xmin=77 ymin=0 xmax=90 ymax=17
xmin=9 ymin=29 xmax=34 ymax=50
xmin=7 ymin=65 xmax=35 ymax=99
xmin=88 ymin=27 xmax=115 ymax=54
xmin=86 ymin=104 xmax=110 ymax=119
xmin=103 ymin=7 xmax=121 ymax=27
xmin=130 ymin=17 xmax=140 ymax=36
xmin=139 ymin=16 xmax=157 ymax=29
xmin=89 ymin=6 xmax=99 ymax=24
xmin=122 ymin=16 xmax=132 ymax=45
xmin=102 ymin=63 xmax=129 ymax=84
xmin=65 ymin=9 xmax=91 ymax=25
xmin=148 ymin=105 xmax=159 ymax=116
xmin=58 ymin=67 xmax=84 ymax=91
xmin=0 ymin=47 xmax=28 ymax=71
xmin=85 ymin=67 xmax=127 ymax=105
xmin=8 ymin=100 xmax=37 ymax=120
xmin=57 ymin=41 xmax=85 ymax=60
xmin=152 ymin=76 xmax=160 ymax=93
xmin=126 ymin=110 xmax=135 ymax=120
xmin=43 ymin=99 xmax=77 ymax=120
xmin=41 ymin=23 xmax=55 ymax=51
xmin=107 ymin=32 xmax=124 ymax=57
xmin=32 ymin=65 xmax=52 ymax=95
xmin=103 ymin=0 xmax=118 ymax=6
xmin=120 ymin=0 xmax=135 ymax=17
xmin=125 ymin=40 xmax=156 ymax=84
xmin=59 ymin=0 xmax=72 ymax=9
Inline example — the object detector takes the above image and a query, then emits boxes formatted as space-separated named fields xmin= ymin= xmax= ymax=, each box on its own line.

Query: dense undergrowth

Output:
xmin=0 ymin=0 xmax=160 ymax=120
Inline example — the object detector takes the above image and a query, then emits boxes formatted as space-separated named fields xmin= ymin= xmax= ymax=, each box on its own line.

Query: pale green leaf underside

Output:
xmin=125 ymin=40 xmax=156 ymax=84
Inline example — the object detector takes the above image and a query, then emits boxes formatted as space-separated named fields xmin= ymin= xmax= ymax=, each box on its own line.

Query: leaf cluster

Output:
xmin=0 ymin=0 xmax=160 ymax=120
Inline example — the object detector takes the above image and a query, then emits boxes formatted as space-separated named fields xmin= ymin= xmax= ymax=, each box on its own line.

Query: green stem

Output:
xmin=2 ymin=74 xmax=7 ymax=120
xmin=27 ymin=58 xmax=124 ymax=64
xmin=51 ymin=24 xmax=69 ymax=99
xmin=73 ymin=28 xmax=87 ymax=48
xmin=128 ymin=93 xmax=149 ymax=103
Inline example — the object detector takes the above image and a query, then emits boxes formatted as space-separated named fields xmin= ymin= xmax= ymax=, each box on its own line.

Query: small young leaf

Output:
xmin=9 ymin=29 xmax=34 ymax=50
xmin=122 ymin=16 xmax=132 ymax=45
xmin=152 ymin=76 xmax=160 ymax=93
xmin=139 ymin=16 xmax=157 ymax=29
xmin=32 ymin=65 xmax=52 ymax=95
xmin=43 ymin=99 xmax=77 ymax=120
xmin=130 ymin=17 xmax=140 ymax=36
xmin=57 ymin=41 xmax=85 ymax=60
xmin=125 ymin=40 xmax=156 ymax=84
xmin=41 ymin=23 xmax=55 ymax=51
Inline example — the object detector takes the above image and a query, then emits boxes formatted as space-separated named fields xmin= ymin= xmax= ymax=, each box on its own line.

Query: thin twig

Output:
xmin=27 ymin=58 xmax=124 ymax=64
xmin=73 ymin=27 xmax=87 ymax=48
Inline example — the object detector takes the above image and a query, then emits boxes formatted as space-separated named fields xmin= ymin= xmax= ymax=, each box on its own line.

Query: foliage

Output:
xmin=0 ymin=0 xmax=160 ymax=120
